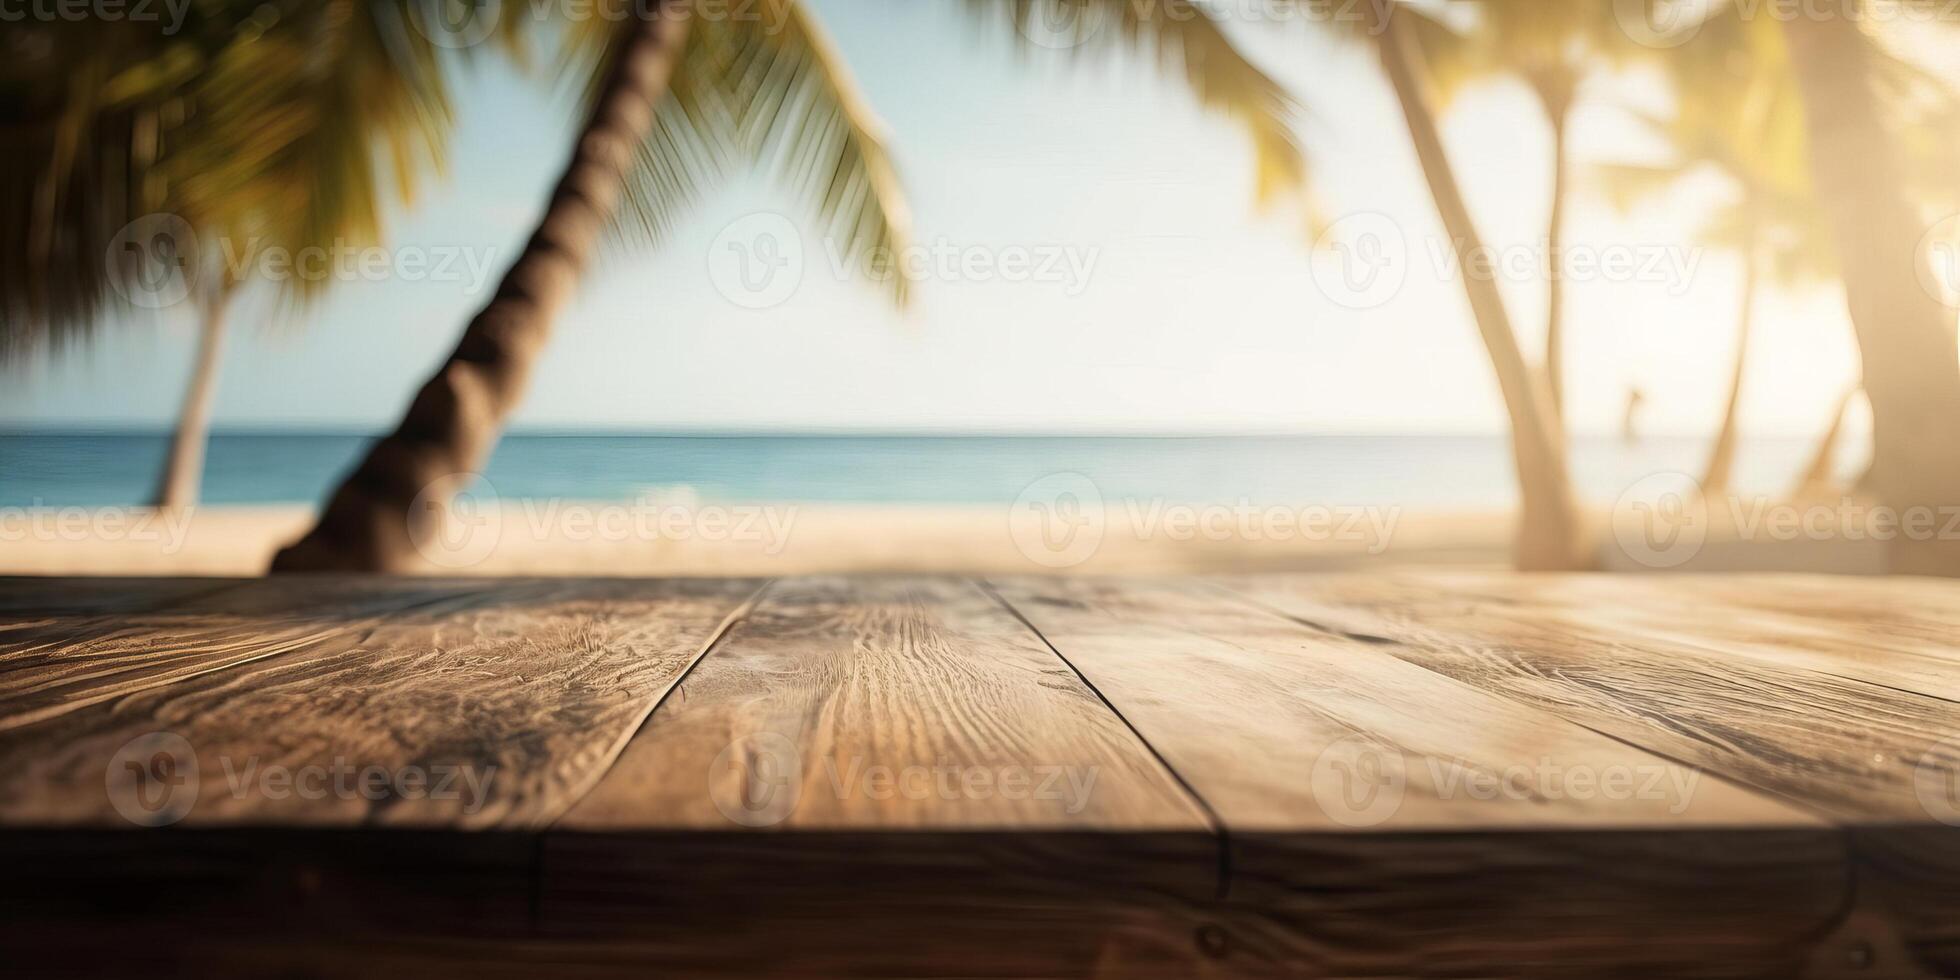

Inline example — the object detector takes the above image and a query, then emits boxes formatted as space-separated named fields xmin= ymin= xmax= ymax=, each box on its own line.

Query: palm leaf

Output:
xmin=966 ymin=0 xmax=1308 ymax=210
xmin=578 ymin=0 xmax=916 ymax=305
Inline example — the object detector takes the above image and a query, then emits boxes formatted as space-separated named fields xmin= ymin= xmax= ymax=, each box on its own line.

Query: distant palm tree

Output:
xmin=1594 ymin=10 xmax=1828 ymax=494
xmin=985 ymin=0 xmax=1586 ymax=568
xmin=1603 ymin=7 xmax=1957 ymax=498
xmin=1373 ymin=5 xmax=1591 ymax=569
xmin=2 ymin=2 xmax=457 ymax=510
xmin=1409 ymin=1 xmax=1641 ymax=428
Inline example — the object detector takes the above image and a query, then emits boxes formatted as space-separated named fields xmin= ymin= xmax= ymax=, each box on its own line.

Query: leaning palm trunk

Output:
xmin=1700 ymin=234 xmax=1758 ymax=495
xmin=1781 ymin=13 xmax=1960 ymax=576
xmin=272 ymin=4 xmax=690 ymax=572
xmin=1376 ymin=12 xmax=1590 ymax=570
xmin=152 ymin=283 xmax=234 ymax=510
xmin=1536 ymin=78 xmax=1575 ymax=432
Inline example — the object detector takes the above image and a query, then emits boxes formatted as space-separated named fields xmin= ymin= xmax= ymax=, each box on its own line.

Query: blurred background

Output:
xmin=3 ymin=0 xmax=1958 ymax=577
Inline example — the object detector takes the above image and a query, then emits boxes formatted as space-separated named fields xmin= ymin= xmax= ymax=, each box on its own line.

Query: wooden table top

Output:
xmin=2 ymin=572 xmax=1956 ymax=978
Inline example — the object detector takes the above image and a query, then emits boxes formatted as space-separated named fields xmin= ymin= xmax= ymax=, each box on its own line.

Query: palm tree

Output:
xmin=274 ymin=0 xmax=1313 ymax=571
xmin=1408 ymin=2 xmax=1640 ymax=430
xmin=1604 ymin=7 xmax=1958 ymax=499
xmin=1594 ymin=10 xmax=1829 ymax=494
xmin=987 ymin=0 xmax=1587 ymax=567
xmin=272 ymin=0 xmax=910 ymax=570
xmin=1373 ymin=4 xmax=1590 ymax=569
xmin=3 ymin=2 xmax=458 ymax=510
xmin=1779 ymin=3 xmax=1960 ymax=575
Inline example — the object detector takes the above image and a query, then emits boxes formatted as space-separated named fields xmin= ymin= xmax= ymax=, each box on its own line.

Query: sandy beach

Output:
xmin=0 ymin=499 xmax=1890 ymax=577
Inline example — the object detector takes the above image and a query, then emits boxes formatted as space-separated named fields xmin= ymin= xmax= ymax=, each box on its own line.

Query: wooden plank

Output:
xmin=1385 ymin=572 xmax=1960 ymax=701
xmin=540 ymin=831 xmax=1225 ymax=978
xmin=990 ymin=576 xmax=1810 ymax=831
xmin=990 ymin=576 xmax=1848 ymax=977
xmin=558 ymin=576 xmax=1207 ymax=830
xmin=1226 ymin=573 xmax=1960 ymax=824
xmin=547 ymin=576 xmax=1220 ymax=975
xmin=0 ymin=577 xmax=504 ymax=732
xmin=0 ymin=577 xmax=760 ymax=829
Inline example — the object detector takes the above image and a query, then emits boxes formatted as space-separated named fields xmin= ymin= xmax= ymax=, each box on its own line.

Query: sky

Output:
xmin=0 ymin=0 xmax=1877 ymax=437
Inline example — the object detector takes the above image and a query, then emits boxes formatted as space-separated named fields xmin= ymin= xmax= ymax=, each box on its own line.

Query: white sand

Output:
xmin=0 ymin=497 xmax=1891 ymax=577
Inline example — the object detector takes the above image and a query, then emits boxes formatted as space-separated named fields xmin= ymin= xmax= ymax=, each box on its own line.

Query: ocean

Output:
xmin=0 ymin=433 xmax=1861 ymax=511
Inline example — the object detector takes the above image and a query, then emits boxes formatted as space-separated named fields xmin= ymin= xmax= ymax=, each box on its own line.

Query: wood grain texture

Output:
xmin=1226 ymin=573 xmax=1960 ymax=824
xmin=0 ymin=577 xmax=497 ymax=732
xmin=548 ymin=576 xmax=1221 ymax=975
xmin=989 ymin=577 xmax=1858 ymax=978
xmin=1 ymin=571 xmax=1955 ymax=979
xmin=560 ymin=576 xmax=1207 ymax=830
xmin=989 ymin=575 xmax=1810 ymax=831
xmin=0 ymin=577 xmax=760 ymax=828
xmin=1398 ymin=572 xmax=1960 ymax=701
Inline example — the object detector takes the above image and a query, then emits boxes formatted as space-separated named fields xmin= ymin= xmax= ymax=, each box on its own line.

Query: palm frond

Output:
xmin=583 ymin=1 xmax=917 ymax=306
xmin=2 ymin=0 xmax=463 ymax=360
xmin=966 ymin=0 xmax=1308 ymax=211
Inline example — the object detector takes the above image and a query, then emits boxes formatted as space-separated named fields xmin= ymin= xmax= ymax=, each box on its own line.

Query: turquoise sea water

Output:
xmin=0 ymin=432 xmax=1861 ymax=510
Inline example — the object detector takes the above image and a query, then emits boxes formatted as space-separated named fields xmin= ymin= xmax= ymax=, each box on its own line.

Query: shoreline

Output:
xmin=0 ymin=502 xmax=1515 ymax=577
xmin=0 ymin=499 xmax=1894 ymax=577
